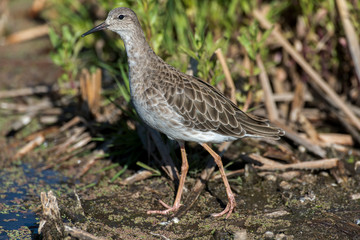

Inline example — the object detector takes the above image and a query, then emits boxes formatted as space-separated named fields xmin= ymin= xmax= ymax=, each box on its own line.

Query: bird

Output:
xmin=82 ymin=7 xmax=285 ymax=218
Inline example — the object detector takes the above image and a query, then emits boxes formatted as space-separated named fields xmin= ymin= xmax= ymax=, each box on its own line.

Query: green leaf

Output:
xmin=259 ymin=26 xmax=274 ymax=46
xmin=62 ymin=25 xmax=72 ymax=41
xmin=110 ymin=164 xmax=128 ymax=182
xmin=50 ymin=52 xmax=62 ymax=66
xmin=136 ymin=161 xmax=161 ymax=175
xmin=238 ymin=35 xmax=255 ymax=60
xmin=48 ymin=28 xmax=60 ymax=47
xmin=179 ymin=46 xmax=199 ymax=60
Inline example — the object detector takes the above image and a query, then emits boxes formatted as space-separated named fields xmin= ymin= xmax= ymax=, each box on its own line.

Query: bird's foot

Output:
xmin=147 ymin=199 xmax=182 ymax=215
xmin=211 ymin=194 xmax=236 ymax=218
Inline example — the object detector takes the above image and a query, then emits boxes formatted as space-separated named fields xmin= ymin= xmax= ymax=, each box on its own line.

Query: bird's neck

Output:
xmin=118 ymin=31 xmax=155 ymax=78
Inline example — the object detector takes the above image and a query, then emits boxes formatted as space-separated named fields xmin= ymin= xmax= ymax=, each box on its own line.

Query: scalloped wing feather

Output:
xmin=157 ymin=63 xmax=284 ymax=141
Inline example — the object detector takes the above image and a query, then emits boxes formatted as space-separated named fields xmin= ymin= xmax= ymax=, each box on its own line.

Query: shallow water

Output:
xmin=0 ymin=163 xmax=67 ymax=239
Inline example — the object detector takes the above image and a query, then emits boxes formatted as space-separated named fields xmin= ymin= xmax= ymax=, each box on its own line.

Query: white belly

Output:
xmin=133 ymin=98 xmax=237 ymax=144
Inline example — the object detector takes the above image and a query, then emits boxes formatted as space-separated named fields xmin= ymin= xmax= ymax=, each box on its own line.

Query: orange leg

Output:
xmin=147 ymin=141 xmax=189 ymax=215
xmin=201 ymin=143 xmax=236 ymax=218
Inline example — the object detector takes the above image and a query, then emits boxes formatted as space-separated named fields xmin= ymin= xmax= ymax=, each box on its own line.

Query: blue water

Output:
xmin=0 ymin=164 xmax=67 ymax=239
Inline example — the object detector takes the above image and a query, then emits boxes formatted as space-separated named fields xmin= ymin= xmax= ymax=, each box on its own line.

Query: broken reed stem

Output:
xmin=39 ymin=191 xmax=106 ymax=240
xmin=38 ymin=191 xmax=64 ymax=237
xmin=253 ymin=9 xmax=360 ymax=131
xmin=80 ymin=68 xmax=102 ymax=116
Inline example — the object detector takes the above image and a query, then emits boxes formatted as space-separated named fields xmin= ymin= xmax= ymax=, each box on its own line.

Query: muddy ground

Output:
xmin=2 ymin=136 xmax=360 ymax=240
xmin=1 ymin=2 xmax=360 ymax=240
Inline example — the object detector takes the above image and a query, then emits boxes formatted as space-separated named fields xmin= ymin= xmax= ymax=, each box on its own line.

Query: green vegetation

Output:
xmin=43 ymin=0 xmax=357 ymax=102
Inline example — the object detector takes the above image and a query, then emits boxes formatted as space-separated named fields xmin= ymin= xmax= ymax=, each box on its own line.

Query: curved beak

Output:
xmin=81 ymin=22 xmax=109 ymax=37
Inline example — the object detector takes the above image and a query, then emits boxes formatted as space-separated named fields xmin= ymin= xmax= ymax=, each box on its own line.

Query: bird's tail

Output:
xmin=238 ymin=113 xmax=285 ymax=140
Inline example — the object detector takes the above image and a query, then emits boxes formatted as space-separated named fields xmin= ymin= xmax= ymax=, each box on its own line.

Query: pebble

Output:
xmin=265 ymin=210 xmax=290 ymax=218
xmin=264 ymin=231 xmax=274 ymax=239
xmin=355 ymin=161 xmax=360 ymax=174
xmin=351 ymin=193 xmax=360 ymax=200
xmin=279 ymin=181 xmax=292 ymax=190
xmin=264 ymin=174 xmax=277 ymax=182
xmin=234 ymin=229 xmax=247 ymax=240
xmin=279 ymin=171 xmax=301 ymax=181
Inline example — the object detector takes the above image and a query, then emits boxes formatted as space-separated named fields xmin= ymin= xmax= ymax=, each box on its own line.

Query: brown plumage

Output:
xmin=82 ymin=7 xmax=285 ymax=218
xmin=161 ymin=70 xmax=282 ymax=139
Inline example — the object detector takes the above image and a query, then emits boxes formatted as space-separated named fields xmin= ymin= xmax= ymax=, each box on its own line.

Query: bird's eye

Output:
xmin=118 ymin=15 xmax=125 ymax=20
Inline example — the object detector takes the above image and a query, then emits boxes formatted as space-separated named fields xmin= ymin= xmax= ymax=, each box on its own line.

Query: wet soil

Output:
xmin=60 ymin=167 xmax=360 ymax=239
xmin=2 ymin=150 xmax=360 ymax=239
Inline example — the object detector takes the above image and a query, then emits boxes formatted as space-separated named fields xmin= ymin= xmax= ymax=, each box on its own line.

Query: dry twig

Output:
xmin=298 ymin=113 xmax=320 ymax=143
xmin=75 ymin=150 xmax=104 ymax=178
xmin=250 ymin=154 xmax=339 ymax=171
xmin=289 ymin=77 xmax=306 ymax=122
xmin=24 ymin=126 xmax=59 ymax=142
xmin=0 ymin=85 xmax=55 ymax=99
xmin=0 ymin=81 xmax=81 ymax=99
xmin=5 ymin=24 xmax=49 ymax=45
xmin=318 ymin=133 xmax=353 ymax=146
xmin=0 ymin=99 xmax=53 ymax=113
xmin=256 ymin=54 xmax=279 ymax=121
xmin=59 ymin=116 xmax=82 ymax=132
xmin=0 ymin=0 xmax=9 ymax=40
xmin=121 ymin=170 xmax=154 ymax=185
xmin=273 ymin=120 xmax=326 ymax=158
xmin=53 ymin=127 xmax=86 ymax=155
xmin=14 ymin=135 xmax=44 ymax=159
xmin=215 ymin=48 xmax=236 ymax=104
xmin=30 ymin=0 xmax=47 ymax=17
xmin=272 ymin=67 xmax=288 ymax=117
xmin=336 ymin=0 xmax=360 ymax=84
xmin=270 ymin=92 xmax=313 ymax=103
xmin=253 ymin=8 xmax=360 ymax=131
